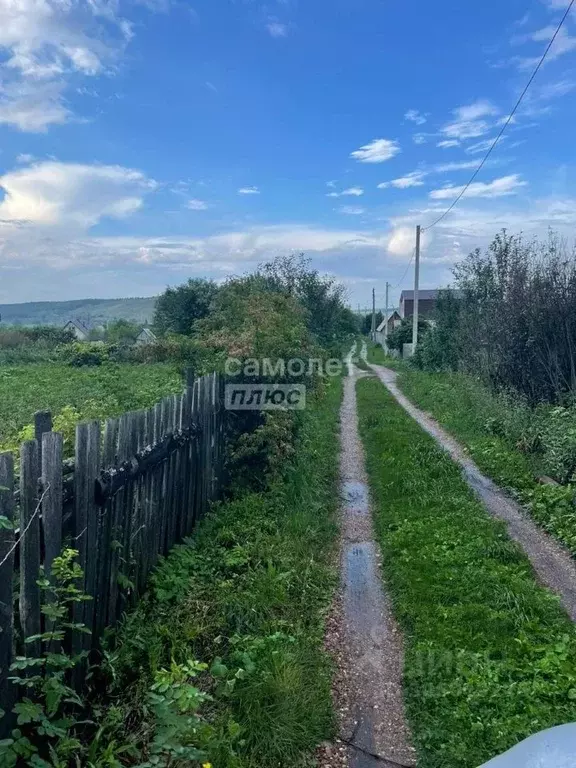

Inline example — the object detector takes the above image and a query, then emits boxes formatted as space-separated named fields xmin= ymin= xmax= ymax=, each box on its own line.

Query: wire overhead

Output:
xmin=394 ymin=248 xmax=415 ymax=291
xmin=423 ymin=0 xmax=576 ymax=232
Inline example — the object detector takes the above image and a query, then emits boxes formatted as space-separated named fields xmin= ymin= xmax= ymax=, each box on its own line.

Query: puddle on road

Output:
xmin=342 ymin=480 xmax=370 ymax=516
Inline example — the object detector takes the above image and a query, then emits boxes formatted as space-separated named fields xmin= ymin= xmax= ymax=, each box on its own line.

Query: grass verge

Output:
xmin=98 ymin=378 xmax=342 ymax=767
xmin=356 ymin=376 xmax=576 ymax=768
xmin=365 ymin=340 xmax=406 ymax=370
xmin=397 ymin=369 xmax=576 ymax=556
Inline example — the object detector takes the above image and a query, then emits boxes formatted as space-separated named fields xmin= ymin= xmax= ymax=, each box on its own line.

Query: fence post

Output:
xmin=19 ymin=441 xmax=41 ymax=661
xmin=34 ymin=410 xmax=52 ymax=469
xmin=41 ymin=432 xmax=63 ymax=578
xmin=0 ymin=453 xmax=15 ymax=735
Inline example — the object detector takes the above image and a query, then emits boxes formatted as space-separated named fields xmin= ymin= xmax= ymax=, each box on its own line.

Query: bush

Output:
xmin=154 ymin=279 xmax=218 ymax=336
xmin=387 ymin=317 xmax=430 ymax=353
xmin=128 ymin=334 xmax=208 ymax=368
xmin=56 ymin=341 xmax=112 ymax=367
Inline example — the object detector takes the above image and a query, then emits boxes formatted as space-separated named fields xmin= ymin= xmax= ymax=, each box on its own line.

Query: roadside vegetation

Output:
xmin=94 ymin=377 xmax=341 ymax=767
xmin=356 ymin=376 xmax=576 ymax=768
xmin=388 ymin=230 xmax=576 ymax=557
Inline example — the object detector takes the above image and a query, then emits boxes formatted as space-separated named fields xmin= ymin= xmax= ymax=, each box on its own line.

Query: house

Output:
xmin=400 ymin=289 xmax=441 ymax=319
xmin=135 ymin=327 xmax=157 ymax=346
xmin=63 ymin=319 xmax=90 ymax=340
xmin=376 ymin=310 xmax=402 ymax=336
xmin=400 ymin=289 xmax=463 ymax=319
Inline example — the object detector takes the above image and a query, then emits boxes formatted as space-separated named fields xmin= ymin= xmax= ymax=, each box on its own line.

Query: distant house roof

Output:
xmin=137 ymin=327 xmax=157 ymax=341
xmin=400 ymin=289 xmax=462 ymax=302
xmin=63 ymin=318 xmax=90 ymax=334
xmin=376 ymin=310 xmax=401 ymax=333
xmin=400 ymin=289 xmax=440 ymax=302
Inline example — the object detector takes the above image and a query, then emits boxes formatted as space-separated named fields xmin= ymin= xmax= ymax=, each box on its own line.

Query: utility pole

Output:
xmin=371 ymin=288 xmax=376 ymax=340
xmin=384 ymin=281 xmax=390 ymax=350
xmin=412 ymin=225 xmax=421 ymax=353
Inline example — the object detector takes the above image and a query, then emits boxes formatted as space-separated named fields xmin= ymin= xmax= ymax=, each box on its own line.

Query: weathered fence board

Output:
xmin=0 ymin=371 xmax=225 ymax=719
xmin=0 ymin=453 xmax=15 ymax=737
xmin=41 ymin=431 xmax=63 ymax=577
xmin=19 ymin=441 xmax=41 ymax=661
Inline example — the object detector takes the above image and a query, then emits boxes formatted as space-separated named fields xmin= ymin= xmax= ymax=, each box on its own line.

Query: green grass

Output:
xmin=0 ymin=362 xmax=182 ymax=452
xmin=365 ymin=339 xmax=406 ymax=369
xmin=99 ymin=378 xmax=342 ymax=767
xmin=396 ymin=369 xmax=576 ymax=557
xmin=398 ymin=370 xmax=536 ymax=491
xmin=356 ymin=376 xmax=576 ymax=768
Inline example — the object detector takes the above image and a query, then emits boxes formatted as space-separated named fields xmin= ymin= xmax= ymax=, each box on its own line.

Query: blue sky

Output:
xmin=0 ymin=0 xmax=575 ymax=309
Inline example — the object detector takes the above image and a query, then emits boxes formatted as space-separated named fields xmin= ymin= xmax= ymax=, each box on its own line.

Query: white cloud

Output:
xmin=378 ymin=171 xmax=427 ymax=189
xmin=516 ymin=26 xmax=576 ymax=69
xmin=440 ymin=100 xmax=499 ymax=140
xmin=351 ymin=138 xmax=400 ymax=163
xmin=429 ymin=174 xmax=527 ymax=200
xmin=338 ymin=205 xmax=365 ymax=215
xmin=0 ymin=0 xmax=145 ymax=132
xmin=187 ymin=199 xmax=208 ymax=210
xmin=465 ymin=136 xmax=505 ymax=154
xmin=266 ymin=21 xmax=288 ymax=37
xmin=386 ymin=226 xmax=415 ymax=257
xmin=437 ymin=139 xmax=460 ymax=148
xmin=386 ymin=225 xmax=431 ymax=258
xmin=0 ymin=160 xmax=156 ymax=228
xmin=327 ymin=187 xmax=364 ymax=197
xmin=405 ymin=109 xmax=427 ymax=125
xmin=0 ymin=224 xmax=392 ymax=274
xmin=0 ymin=80 xmax=71 ymax=132
xmin=238 ymin=186 xmax=260 ymax=195
xmin=433 ymin=160 xmax=480 ymax=173
xmin=413 ymin=133 xmax=427 ymax=145
xmin=16 ymin=153 xmax=34 ymax=164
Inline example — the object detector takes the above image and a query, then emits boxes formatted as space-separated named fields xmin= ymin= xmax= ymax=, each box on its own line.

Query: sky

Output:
xmin=0 ymin=0 xmax=575 ymax=310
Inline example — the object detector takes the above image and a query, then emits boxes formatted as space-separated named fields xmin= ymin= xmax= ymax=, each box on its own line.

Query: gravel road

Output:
xmin=321 ymin=352 xmax=415 ymax=768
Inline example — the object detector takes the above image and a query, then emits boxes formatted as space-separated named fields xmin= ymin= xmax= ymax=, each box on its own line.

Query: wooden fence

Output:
xmin=0 ymin=371 xmax=225 ymax=728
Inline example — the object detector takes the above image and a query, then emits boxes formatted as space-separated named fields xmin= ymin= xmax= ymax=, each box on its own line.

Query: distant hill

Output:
xmin=0 ymin=297 xmax=158 ymax=328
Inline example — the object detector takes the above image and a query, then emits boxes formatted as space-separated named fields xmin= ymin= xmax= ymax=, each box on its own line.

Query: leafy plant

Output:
xmin=136 ymin=661 xmax=214 ymax=767
xmin=0 ymin=549 xmax=91 ymax=767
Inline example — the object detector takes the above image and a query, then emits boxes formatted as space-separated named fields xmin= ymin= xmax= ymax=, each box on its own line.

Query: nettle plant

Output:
xmin=0 ymin=548 xmax=91 ymax=768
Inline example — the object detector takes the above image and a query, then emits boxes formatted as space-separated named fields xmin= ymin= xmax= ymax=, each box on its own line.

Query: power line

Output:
xmin=423 ymin=0 xmax=576 ymax=232
xmin=394 ymin=249 xmax=415 ymax=290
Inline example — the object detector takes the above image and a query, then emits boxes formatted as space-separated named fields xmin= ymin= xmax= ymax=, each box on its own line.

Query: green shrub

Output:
xmin=56 ymin=341 xmax=112 ymax=367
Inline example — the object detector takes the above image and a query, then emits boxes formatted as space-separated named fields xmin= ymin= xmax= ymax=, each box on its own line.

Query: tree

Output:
xmin=387 ymin=317 xmax=430 ymax=352
xmin=154 ymin=279 xmax=218 ymax=336
xmin=362 ymin=311 xmax=383 ymax=335
xmin=258 ymin=254 xmax=360 ymax=348
xmin=105 ymin=319 xmax=141 ymax=345
xmin=414 ymin=290 xmax=462 ymax=371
